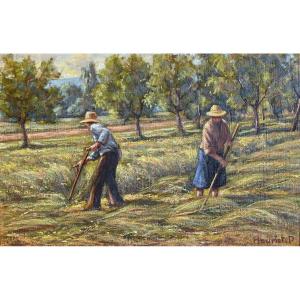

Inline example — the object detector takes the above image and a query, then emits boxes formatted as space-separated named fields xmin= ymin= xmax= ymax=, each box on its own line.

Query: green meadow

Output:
xmin=0 ymin=118 xmax=299 ymax=245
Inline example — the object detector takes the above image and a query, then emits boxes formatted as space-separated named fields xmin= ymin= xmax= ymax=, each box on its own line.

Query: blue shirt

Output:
xmin=88 ymin=123 xmax=118 ymax=160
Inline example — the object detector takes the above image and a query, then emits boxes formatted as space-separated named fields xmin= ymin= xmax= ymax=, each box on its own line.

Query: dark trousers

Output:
xmin=88 ymin=151 xmax=124 ymax=209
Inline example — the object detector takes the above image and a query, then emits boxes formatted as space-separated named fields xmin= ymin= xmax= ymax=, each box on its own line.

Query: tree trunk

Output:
xmin=123 ymin=116 xmax=129 ymax=125
xmin=194 ymin=105 xmax=202 ymax=129
xmin=270 ymin=101 xmax=279 ymax=120
xmin=135 ymin=116 xmax=143 ymax=138
xmin=291 ymin=98 xmax=300 ymax=131
xmin=261 ymin=107 xmax=265 ymax=121
xmin=293 ymin=102 xmax=298 ymax=114
xmin=195 ymin=115 xmax=201 ymax=129
xmin=175 ymin=110 xmax=185 ymax=135
xmin=229 ymin=109 xmax=235 ymax=123
xmin=252 ymin=106 xmax=260 ymax=134
xmin=20 ymin=119 xmax=29 ymax=148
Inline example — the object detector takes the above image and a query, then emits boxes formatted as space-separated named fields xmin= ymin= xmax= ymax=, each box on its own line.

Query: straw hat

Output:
xmin=206 ymin=105 xmax=227 ymax=117
xmin=80 ymin=111 xmax=99 ymax=124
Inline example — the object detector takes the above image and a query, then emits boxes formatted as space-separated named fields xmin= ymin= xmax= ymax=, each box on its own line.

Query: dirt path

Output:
xmin=0 ymin=120 xmax=176 ymax=142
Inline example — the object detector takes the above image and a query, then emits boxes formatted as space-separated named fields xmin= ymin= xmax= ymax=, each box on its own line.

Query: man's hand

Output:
xmin=226 ymin=139 xmax=233 ymax=147
xmin=219 ymin=158 xmax=228 ymax=168
xmin=90 ymin=142 xmax=101 ymax=151
xmin=73 ymin=157 xmax=91 ymax=169
xmin=73 ymin=160 xmax=83 ymax=169
xmin=208 ymin=152 xmax=227 ymax=168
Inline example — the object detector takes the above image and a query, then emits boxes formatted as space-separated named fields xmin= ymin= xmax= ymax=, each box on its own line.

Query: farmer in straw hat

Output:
xmin=76 ymin=111 xmax=125 ymax=210
xmin=193 ymin=105 xmax=232 ymax=198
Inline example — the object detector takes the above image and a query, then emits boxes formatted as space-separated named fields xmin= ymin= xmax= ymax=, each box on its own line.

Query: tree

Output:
xmin=187 ymin=54 xmax=212 ymax=129
xmin=189 ymin=54 xmax=246 ymax=130
xmin=54 ymin=83 xmax=83 ymax=117
xmin=121 ymin=54 xmax=151 ymax=137
xmin=93 ymin=54 xmax=153 ymax=138
xmin=93 ymin=55 xmax=128 ymax=122
xmin=210 ymin=54 xmax=287 ymax=134
xmin=147 ymin=54 xmax=195 ymax=135
xmin=190 ymin=54 xmax=238 ymax=128
xmin=60 ymin=62 xmax=100 ymax=118
xmin=81 ymin=62 xmax=99 ymax=113
xmin=32 ymin=84 xmax=61 ymax=123
xmin=289 ymin=54 xmax=300 ymax=131
xmin=0 ymin=55 xmax=61 ymax=147
xmin=267 ymin=56 xmax=291 ymax=120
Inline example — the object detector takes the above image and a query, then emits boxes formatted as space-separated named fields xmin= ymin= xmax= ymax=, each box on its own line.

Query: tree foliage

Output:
xmin=147 ymin=54 xmax=195 ymax=134
xmin=207 ymin=54 xmax=288 ymax=134
xmin=54 ymin=84 xmax=83 ymax=117
xmin=288 ymin=54 xmax=300 ymax=131
xmin=0 ymin=54 xmax=61 ymax=147
xmin=80 ymin=62 xmax=99 ymax=113
xmin=93 ymin=54 xmax=152 ymax=137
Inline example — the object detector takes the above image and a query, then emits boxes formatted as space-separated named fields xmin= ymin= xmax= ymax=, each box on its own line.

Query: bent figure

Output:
xmin=193 ymin=105 xmax=232 ymax=198
xmin=77 ymin=111 xmax=125 ymax=210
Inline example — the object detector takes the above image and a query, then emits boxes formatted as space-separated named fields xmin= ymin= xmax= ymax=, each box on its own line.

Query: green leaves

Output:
xmin=148 ymin=54 xmax=195 ymax=111
xmin=93 ymin=54 xmax=153 ymax=132
xmin=0 ymin=54 xmax=61 ymax=145
xmin=0 ymin=55 xmax=61 ymax=121
xmin=94 ymin=54 xmax=124 ymax=109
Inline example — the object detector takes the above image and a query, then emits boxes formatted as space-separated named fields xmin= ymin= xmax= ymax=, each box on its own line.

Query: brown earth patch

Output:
xmin=0 ymin=120 xmax=176 ymax=142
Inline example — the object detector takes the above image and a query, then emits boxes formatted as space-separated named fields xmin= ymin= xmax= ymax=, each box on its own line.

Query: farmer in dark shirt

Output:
xmin=76 ymin=111 xmax=124 ymax=210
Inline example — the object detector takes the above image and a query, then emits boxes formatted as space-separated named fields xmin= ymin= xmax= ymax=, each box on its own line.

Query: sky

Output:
xmin=13 ymin=54 xmax=153 ymax=78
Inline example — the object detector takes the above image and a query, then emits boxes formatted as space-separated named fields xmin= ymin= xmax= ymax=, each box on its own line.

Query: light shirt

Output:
xmin=88 ymin=123 xmax=118 ymax=160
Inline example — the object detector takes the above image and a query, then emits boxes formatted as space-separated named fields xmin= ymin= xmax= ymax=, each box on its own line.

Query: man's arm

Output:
xmin=89 ymin=127 xmax=109 ymax=151
xmin=204 ymin=149 xmax=227 ymax=168
xmin=90 ymin=141 xmax=102 ymax=151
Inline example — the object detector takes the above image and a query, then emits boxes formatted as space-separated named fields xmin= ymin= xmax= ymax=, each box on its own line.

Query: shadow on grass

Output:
xmin=124 ymin=130 xmax=198 ymax=142
xmin=238 ymin=124 xmax=292 ymax=137
xmin=0 ymin=141 xmax=91 ymax=154
xmin=130 ymin=198 xmax=163 ymax=207
xmin=28 ymin=143 xmax=63 ymax=150
xmin=226 ymin=193 xmax=271 ymax=205
xmin=0 ymin=142 xmax=64 ymax=152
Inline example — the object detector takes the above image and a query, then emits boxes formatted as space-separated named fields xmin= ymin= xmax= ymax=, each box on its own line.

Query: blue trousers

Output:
xmin=193 ymin=148 xmax=226 ymax=189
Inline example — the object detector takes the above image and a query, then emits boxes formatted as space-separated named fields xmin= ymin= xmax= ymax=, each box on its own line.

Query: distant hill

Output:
xmin=49 ymin=77 xmax=83 ymax=88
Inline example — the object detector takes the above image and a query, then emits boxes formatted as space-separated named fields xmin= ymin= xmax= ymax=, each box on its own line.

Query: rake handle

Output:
xmin=68 ymin=148 xmax=90 ymax=202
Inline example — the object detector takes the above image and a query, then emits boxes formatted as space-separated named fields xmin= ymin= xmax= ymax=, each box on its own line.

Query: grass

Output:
xmin=0 ymin=118 xmax=299 ymax=246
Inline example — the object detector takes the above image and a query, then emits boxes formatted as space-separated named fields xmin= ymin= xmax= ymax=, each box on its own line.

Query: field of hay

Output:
xmin=0 ymin=118 xmax=299 ymax=246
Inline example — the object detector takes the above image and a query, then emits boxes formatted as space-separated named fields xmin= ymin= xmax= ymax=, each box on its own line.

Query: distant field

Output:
xmin=0 ymin=119 xmax=177 ymax=143
xmin=0 ymin=118 xmax=299 ymax=246
xmin=0 ymin=112 xmax=174 ymax=135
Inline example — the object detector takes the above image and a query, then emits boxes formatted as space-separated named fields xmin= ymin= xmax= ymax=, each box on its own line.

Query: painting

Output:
xmin=0 ymin=54 xmax=299 ymax=246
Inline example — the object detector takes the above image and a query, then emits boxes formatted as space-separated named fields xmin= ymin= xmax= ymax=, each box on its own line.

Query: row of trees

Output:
xmin=0 ymin=54 xmax=300 ymax=147
xmin=94 ymin=53 xmax=300 ymax=137
xmin=205 ymin=54 xmax=300 ymax=134
xmin=93 ymin=54 xmax=152 ymax=137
